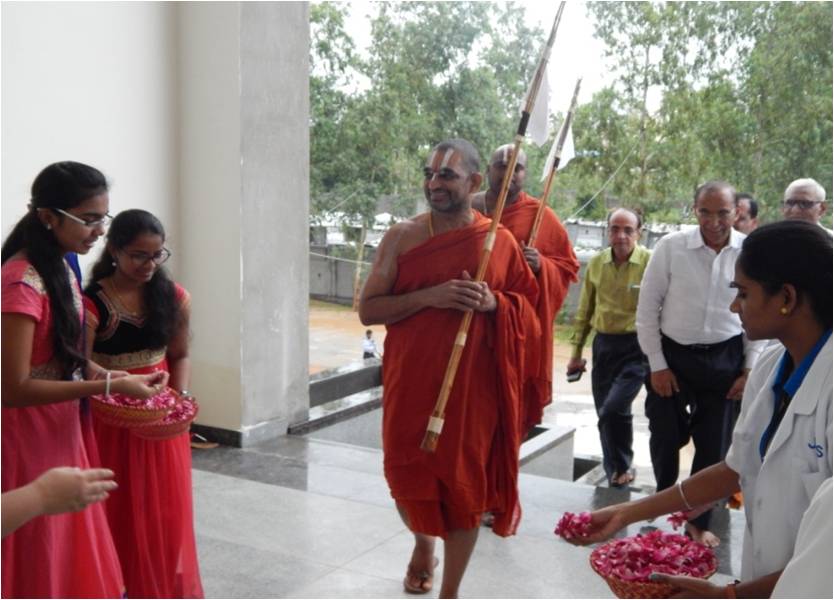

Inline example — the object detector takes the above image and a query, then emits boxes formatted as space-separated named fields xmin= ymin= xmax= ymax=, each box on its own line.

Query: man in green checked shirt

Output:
xmin=567 ymin=208 xmax=651 ymax=487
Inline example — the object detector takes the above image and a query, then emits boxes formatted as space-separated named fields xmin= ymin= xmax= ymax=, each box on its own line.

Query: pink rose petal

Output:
xmin=589 ymin=531 xmax=716 ymax=583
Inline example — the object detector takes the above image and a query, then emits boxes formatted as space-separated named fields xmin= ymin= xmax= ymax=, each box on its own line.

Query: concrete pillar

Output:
xmin=178 ymin=2 xmax=310 ymax=446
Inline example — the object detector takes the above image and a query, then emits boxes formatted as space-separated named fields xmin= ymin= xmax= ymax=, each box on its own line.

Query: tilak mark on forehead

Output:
xmin=427 ymin=148 xmax=458 ymax=170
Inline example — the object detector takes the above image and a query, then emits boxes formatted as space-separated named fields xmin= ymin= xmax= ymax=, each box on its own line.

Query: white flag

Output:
xmin=521 ymin=67 xmax=550 ymax=147
xmin=559 ymin=121 xmax=575 ymax=171
xmin=541 ymin=116 xmax=576 ymax=181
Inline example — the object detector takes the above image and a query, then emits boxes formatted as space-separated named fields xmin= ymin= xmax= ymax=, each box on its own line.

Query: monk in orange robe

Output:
xmin=474 ymin=145 xmax=580 ymax=430
xmin=359 ymin=139 xmax=540 ymax=599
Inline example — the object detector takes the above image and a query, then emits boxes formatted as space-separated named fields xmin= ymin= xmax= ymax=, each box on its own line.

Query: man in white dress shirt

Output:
xmin=636 ymin=180 xmax=764 ymax=546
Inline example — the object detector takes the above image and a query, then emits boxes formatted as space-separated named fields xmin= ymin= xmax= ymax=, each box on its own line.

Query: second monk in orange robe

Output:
xmin=475 ymin=145 xmax=580 ymax=430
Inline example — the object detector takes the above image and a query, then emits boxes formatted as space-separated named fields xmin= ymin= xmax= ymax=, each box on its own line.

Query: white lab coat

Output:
xmin=771 ymin=477 xmax=833 ymax=598
xmin=725 ymin=336 xmax=832 ymax=581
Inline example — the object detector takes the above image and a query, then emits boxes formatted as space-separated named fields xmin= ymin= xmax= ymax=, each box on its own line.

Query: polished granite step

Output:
xmin=194 ymin=466 xmax=738 ymax=599
xmin=191 ymin=435 xmax=744 ymax=583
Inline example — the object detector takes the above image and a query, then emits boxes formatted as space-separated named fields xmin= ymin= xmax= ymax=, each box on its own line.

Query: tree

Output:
xmin=584 ymin=1 xmax=832 ymax=224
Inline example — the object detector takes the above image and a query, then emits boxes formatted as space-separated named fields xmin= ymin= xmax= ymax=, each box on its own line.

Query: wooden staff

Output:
xmin=528 ymin=77 xmax=582 ymax=248
xmin=421 ymin=2 xmax=567 ymax=452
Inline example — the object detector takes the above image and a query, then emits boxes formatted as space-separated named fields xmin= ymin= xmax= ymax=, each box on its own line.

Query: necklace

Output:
xmin=107 ymin=278 xmax=142 ymax=317
xmin=427 ymin=213 xmax=434 ymax=238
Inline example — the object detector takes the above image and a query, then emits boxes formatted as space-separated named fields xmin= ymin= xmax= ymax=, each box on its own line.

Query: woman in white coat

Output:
xmin=771 ymin=477 xmax=832 ymax=598
xmin=566 ymin=220 xmax=832 ymax=599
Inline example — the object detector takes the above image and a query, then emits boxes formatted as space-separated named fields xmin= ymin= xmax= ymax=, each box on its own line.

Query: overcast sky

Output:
xmin=342 ymin=1 xmax=612 ymax=115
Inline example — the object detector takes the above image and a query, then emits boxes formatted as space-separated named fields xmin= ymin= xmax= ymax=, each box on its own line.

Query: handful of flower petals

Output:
xmin=667 ymin=511 xmax=688 ymax=530
xmin=554 ymin=511 xmax=593 ymax=540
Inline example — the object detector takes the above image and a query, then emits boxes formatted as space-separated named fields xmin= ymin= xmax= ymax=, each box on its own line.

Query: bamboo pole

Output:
xmin=528 ymin=77 xmax=582 ymax=248
xmin=421 ymin=2 xmax=566 ymax=452
xmin=351 ymin=223 xmax=367 ymax=311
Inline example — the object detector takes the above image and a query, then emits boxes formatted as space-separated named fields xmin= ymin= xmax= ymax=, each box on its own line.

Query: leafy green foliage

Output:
xmin=311 ymin=2 xmax=832 ymax=227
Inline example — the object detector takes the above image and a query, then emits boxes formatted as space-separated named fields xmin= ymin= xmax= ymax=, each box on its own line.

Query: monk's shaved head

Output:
xmin=430 ymin=139 xmax=480 ymax=176
xmin=490 ymin=144 xmax=527 ymax=169
xmin=486 ymin=144 xmax=528 ymax=202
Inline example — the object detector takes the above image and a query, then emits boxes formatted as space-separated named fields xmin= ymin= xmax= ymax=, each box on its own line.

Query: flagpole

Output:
xmin=420 ymin=2 xmax=567 ymax=453
xmin=528 ymin=77 xmax=582 ymax=248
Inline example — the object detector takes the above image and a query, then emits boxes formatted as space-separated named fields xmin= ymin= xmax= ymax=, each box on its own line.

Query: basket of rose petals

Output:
xmin=589 ymin=530 xmax=717 ymax=599
xmin=132 ymin=394 xmax=198 ymax=441
xmin=91 ymin=388 xmax=176 ymax=428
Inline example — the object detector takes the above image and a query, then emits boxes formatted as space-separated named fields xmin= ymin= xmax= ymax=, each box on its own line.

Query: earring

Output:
xmin=111 ymin=261 xmax=116 ymax=267
xmin=45 ymin=223 xmax=52 ymax=230
xmin=780 ymin=307 xmax=788 ymax=315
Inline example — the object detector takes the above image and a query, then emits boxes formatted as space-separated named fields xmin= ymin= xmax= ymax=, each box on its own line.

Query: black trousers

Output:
xmin=591 ymin=333 xmax=647 ymax=481
xmin=644 ymin=334 xmax=743 ymax=530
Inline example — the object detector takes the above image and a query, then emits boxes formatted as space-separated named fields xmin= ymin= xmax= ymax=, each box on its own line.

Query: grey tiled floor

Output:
xmin=192 ymin=435 xmax=742 ymax=598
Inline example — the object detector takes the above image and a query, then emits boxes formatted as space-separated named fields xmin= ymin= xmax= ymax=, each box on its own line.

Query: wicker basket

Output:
xmin=589 ymin=552 xmax=717 ymax=599
xmin=132 ymin=397 xmax=199 ymax=441
xmin=90 ymin=393 xmax=171 ymax=429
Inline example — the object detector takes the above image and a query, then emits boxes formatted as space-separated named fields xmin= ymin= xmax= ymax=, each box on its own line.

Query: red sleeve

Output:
xmin=1 ymin=263 xmax=46 ymax=323
xmin=83 ymin=295 xmax=100 ymax=329
xmin=174 ymin=282 xmax=191 ymax=308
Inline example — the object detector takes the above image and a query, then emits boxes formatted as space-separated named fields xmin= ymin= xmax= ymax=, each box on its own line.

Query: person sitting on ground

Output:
xmin=362 ymin=329 xmax=379 ymax=359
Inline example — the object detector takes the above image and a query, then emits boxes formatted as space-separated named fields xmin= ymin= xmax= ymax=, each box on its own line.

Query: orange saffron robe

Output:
xmin=382 ymin=212 xmax=540 ymax=537
xmin=498 ymin=192 xmax=579 ymax=429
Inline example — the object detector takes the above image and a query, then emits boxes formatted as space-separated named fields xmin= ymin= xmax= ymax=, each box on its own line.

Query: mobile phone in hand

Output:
xmin=567 ymin=370 xmax=583 ymax=383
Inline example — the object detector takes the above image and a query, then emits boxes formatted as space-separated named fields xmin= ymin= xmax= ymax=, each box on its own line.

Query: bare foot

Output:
xmin=403 ymin=537 xmax=438 ymax=594
xmin=685 ymin=522 xmax=720 ymax=547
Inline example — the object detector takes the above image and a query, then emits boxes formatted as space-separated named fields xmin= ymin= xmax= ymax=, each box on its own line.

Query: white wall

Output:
xmin=1 ymin=2 xmax=179 ymax=275
xmin=177 ymin=2 xmax=243 ymax=431
xmin=2 ymin=1 xmax=310 ymax=442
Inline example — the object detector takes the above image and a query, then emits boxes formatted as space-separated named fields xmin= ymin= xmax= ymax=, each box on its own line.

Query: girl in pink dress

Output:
xmin=1 ymin=162 xmax=167 ymax=598
xmin=84 ymin=209 xmax=204 ymax=598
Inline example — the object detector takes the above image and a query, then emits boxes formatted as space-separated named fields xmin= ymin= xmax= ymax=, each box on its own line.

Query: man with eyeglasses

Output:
xmin=782 ymin=178 xmax=832 ymax=234
xmin=636 ymin=181 xmax=765 ymax=547
xmin=359 ymin=138 xmax=540 ymax=598
xmin=568 ymin=207 xmax=650 ymax=488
